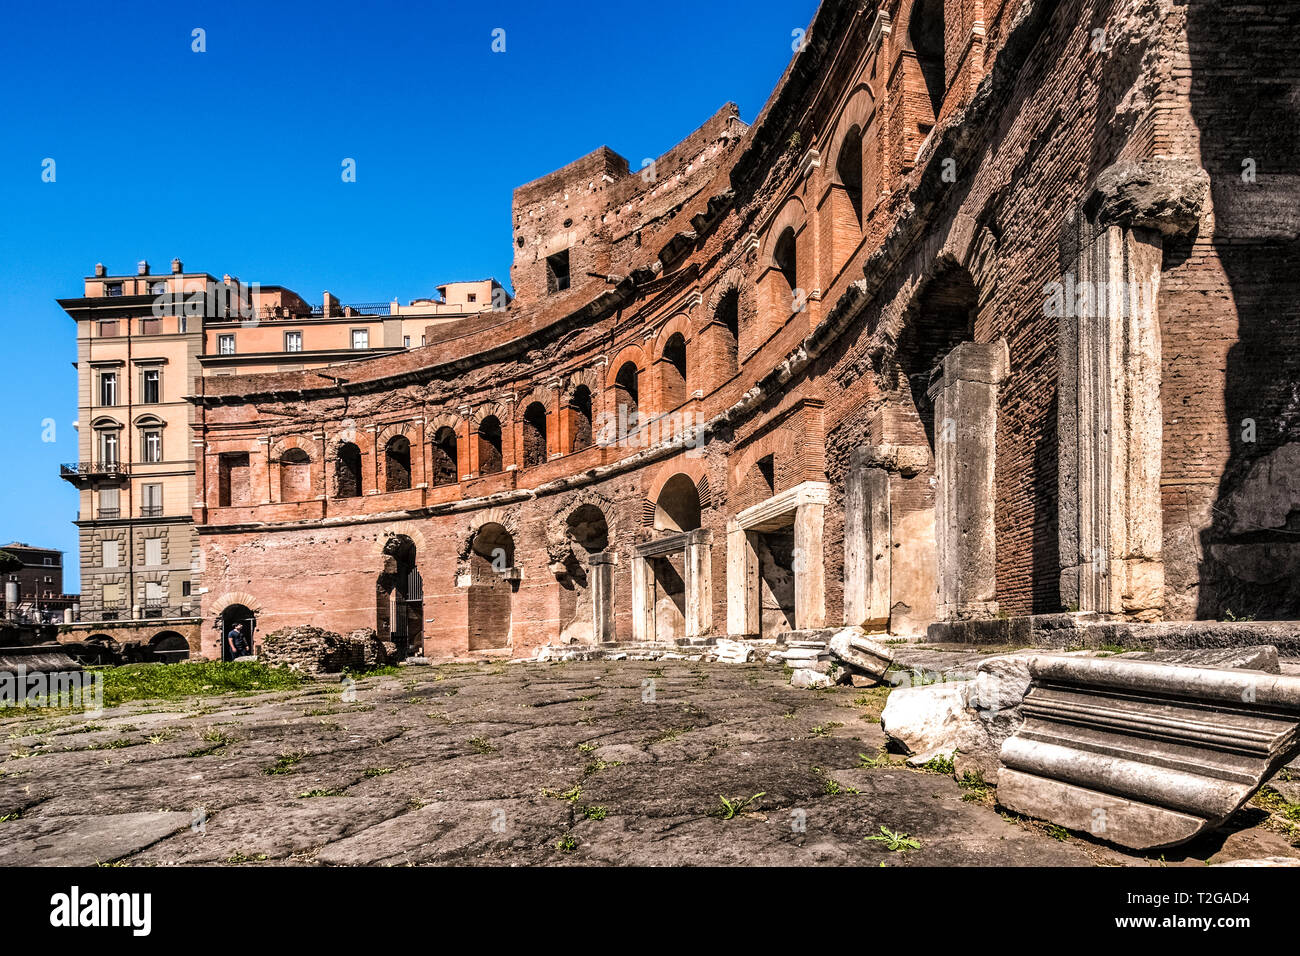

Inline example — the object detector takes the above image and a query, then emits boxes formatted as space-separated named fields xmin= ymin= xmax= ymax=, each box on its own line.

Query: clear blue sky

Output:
xmin=0 ymin=0 xmax=819 ymax=590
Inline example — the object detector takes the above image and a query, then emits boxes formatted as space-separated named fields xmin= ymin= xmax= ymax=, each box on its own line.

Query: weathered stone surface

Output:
xmin=1 ymin=660 xmax=1145 ymax=866
xmin=828 ymin=627 xmax=893 ymax=683
xmin=879 ymin=682 xmax=989 ymax=765
xmin=790 ymin=667 xmax=833 ymax=689
xmin=1120 ymin=645 xmax=1281 ymax=674
xmin=997 ymin=656 xmax=1300 ymax=850
xmin=0 ymin=812 xmax=192 ymax=866
xmin=1089 ymin=158 xmax=1210 ymax=238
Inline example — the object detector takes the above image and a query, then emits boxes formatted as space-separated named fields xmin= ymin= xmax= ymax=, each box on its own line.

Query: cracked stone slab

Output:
xmin=0 ymin=812 xmax=193 ymax=866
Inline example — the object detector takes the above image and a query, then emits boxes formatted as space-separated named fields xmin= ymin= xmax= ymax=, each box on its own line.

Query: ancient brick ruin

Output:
xmin=189 ymin=0 xmax=1300 ymax=663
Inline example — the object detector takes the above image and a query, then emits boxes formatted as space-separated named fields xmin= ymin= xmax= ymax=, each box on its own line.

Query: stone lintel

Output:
xmin=734 ymin=480 xmax=832 ymax=533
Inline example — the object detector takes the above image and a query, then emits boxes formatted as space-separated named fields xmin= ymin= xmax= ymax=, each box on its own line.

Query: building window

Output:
xmin=142 ymin=483 xmax=163 ymax=517
xmin=42 ymin=557 xmax=52 ymax=566
xmin=102 ymin=582 xmax=122 ymax=605
xmin=181 ymin=580 xmax=192 ymax=597
xmin=144 ymin=537 xmax=163 ymax=567
xmin=142 ymin=428 xmax=162 ymax=463
xmin=150 ymin=280 xmax=167 ymax=295
xmin=351 ymin=329 xmax=369 ymax=350
xmin=179 ymin=316 xmax=188 ymax=334
xmin=105 ymin=283 xmax=123 ymax=297
xmin=546 ymin=250 xmax=571 ymax=294
xmin=101 ymin=539 xmax=120 ymax=569
xmin=468 ymin=293 xmax=477 ymax=303
xmin=98 ymin=430 xmax=119 ymax=467
xmin=140 ymin=317 xmax=162 ymax=335
xmin=145 ymin=581 xmax=163 ymax=604
xmin=99 ymin=371 xmax=118 ymax=407
xmin=403 ymin=335 xmax=411 ymax=348
xmin=142 ymin=368 xmax=160 ymax=404
xmin=98 ymin=319 xmax=119 ymax=337
xmin=218 ymin=334 xmax=235 ymax=355
xmin=284 ymin=331 xmax=303 ymax=353
xmin=98 ymin=487 xmax=120 ymax=520
xmin=420 ymin=335 xmax=426 ymax=347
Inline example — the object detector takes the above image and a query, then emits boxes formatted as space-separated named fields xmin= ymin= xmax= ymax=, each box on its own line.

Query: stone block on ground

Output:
xmin=790 ymin=667 xmax=833 ymax=689
xmin=996 ymin=655 xmax=1300 ymax=851
xmin=828 ymin=627 xmax=893 ymax=684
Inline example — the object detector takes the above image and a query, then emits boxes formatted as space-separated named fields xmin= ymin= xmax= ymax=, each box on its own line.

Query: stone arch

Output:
xmin=655 ymin=314 xmax=693 ymax=412
xmin=520 ymin=401 xmax=549 ymax=468
xmin=643 ymin=459 xmax=713 ymax=529
xmin=383 ymin=434 xmax=413 ymax=492
xmin=465 ymin=521 xmax=516 ymax=651
xmin=762 ymin=197 xmax=808 ymax=273
xmin=149 ymin=630 xmax=190 ymax=662
xmin=210 ymin=590 xmax=265 ymax=617
xmin=430 ymin=424 xmax=459 ymax=486
xmin=377 ymin=532 xmax=423 ymax=655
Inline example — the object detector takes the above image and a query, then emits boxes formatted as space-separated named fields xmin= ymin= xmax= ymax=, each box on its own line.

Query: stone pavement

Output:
xmin=0 ymin=660 xmax=1295 ymax=866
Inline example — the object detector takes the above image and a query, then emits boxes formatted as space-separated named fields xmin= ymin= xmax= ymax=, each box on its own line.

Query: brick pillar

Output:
xmin=589 ymin=551 xmax=616 ymax=644
xmin=683 ymin=529 xmax=712 ymax=638
xmin=929 ymin=340 xmax=1009 ymax=622
xmin=844 ymin=449 xmax=891 ymax=629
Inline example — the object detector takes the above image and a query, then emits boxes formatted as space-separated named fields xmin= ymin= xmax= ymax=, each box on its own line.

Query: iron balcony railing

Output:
xmin=61 ymin=461 xmax=125 ymax=478
xmin=97 ymin=508 xmax=120 ymax=519
xmin=140 ymin=505 xmax=163 ymax=517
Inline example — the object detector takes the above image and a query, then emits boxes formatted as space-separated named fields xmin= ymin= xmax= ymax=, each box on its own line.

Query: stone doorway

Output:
xmin=378 ymin=535 xmax=423 ymax=657
xmin=220 ymin=604 xmax=257 ymax=661
xmin=466 ymin=523 xmax=516 ymax=651
xmin=727 ymin=482 xmax=829 ymax=637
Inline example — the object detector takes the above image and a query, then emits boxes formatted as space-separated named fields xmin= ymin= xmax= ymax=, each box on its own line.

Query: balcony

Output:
xmin=96 ymin=508 xmax=120 ymax=519
xmin=60 ymin=461 xmax=126 ymax=484
xmin=140 ymin=505 xmax=163 ymax=518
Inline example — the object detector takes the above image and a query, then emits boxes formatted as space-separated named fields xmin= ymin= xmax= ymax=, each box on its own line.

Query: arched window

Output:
xmin=279 ymin=447 xmax=311 ymax=501
xmin=431 ymin=426 xmax=458 ymax=486
xmin=773 ymin=227 xmax=798 ymax=297
xmin=715 ymin=290 xmax=739 ymax=376
xmin=660 ymin=333 xmax=688 ymax=410
xmin=384 ymin=436 xmax=411 ymax=492
xmin=836 ymin=125 xmax=864 ymax=226
xmin=478 ymin=416 xmax=503 ymax=475
xmin=654 ymin=473 xmax=702 ymax=533
xmin=570 ymin=385 xmax=593 ymax=453
xmin=614 ymin=362 xmax=639 ymax=427
xmin=335 ymin=442 xmax=362 ymax=498
xmin=522 ymin=402 xmax=548 ymax=468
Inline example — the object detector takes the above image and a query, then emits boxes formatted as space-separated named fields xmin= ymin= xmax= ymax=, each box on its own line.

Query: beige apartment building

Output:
xmin=58 ymin=258 xmax=502 ymax=652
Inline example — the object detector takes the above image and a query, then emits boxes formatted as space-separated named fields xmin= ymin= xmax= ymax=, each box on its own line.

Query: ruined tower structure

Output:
xmin=188 ymin=0 xmax=1300 ymax=660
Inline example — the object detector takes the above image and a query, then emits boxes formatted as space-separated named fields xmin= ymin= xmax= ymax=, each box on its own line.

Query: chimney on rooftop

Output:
xmin=171 ymin=258 xmax=183 ymax=274
xmin=137 ymin=260 xmax=150 ymax=276
xmin=94 ymin=264 xmax=106 ymax=277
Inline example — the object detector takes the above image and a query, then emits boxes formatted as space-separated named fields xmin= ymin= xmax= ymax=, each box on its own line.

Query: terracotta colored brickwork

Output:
xmin=186 ymin=0 xmax=1300 ymax=659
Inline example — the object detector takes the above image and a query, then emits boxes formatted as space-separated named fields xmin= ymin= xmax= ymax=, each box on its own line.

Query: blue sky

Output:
xmin=0 ymin=0 xmax=819 ymax=590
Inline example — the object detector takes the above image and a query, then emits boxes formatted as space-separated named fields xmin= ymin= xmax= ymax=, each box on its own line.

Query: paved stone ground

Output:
xmin=0 ymin=660 xmax=1296 ymax=866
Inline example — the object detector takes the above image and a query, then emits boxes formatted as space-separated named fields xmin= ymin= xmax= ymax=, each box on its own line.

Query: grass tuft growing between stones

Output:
xmin=95 ymin=661 xmax=308 ymax=707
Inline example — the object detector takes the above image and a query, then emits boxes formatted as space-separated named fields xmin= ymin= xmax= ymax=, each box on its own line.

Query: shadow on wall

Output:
xmin=1189 ymin=0 xmax=1300 ymax=620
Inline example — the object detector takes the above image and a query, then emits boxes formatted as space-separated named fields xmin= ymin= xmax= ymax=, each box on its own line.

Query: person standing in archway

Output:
xmin=226 ymin=622 xmax=249 ymax=660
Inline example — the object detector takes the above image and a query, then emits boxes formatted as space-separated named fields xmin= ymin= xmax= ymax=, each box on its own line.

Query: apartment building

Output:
xmin=58 ymin=257 xmax=502 ymax=644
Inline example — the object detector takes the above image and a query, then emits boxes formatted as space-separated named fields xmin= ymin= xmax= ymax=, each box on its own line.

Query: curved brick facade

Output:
xmin=190 ymin=0 xmax=1300 ymax=660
